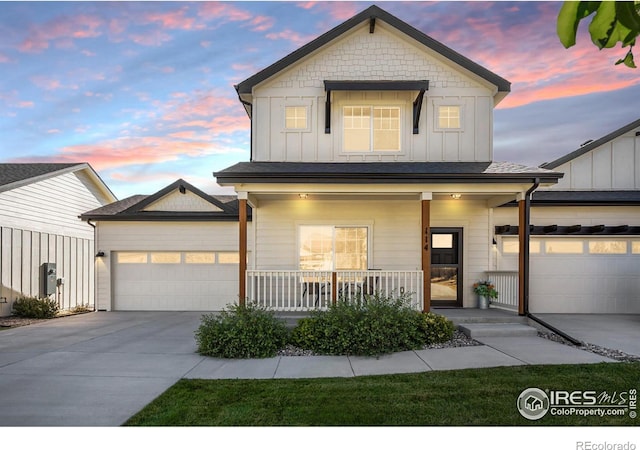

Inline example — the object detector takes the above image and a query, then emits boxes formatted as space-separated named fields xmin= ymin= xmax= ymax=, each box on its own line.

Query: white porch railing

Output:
xmin=246 ymin=270 xmax=424 ymax=311
xmin=484 ymin=270 xmax=518 ymax=311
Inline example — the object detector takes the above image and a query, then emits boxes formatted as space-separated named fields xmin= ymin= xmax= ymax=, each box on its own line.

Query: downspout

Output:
xmin=521 ymin=178 xmax=539 ymax=315
xmin=87 ymin=219 xmax=98 ymax=312
xmin=520 ymin=179 xmax=583 ymax=346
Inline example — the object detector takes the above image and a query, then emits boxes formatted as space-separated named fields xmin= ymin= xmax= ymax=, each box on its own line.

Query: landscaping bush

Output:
xmin=420 ymin=311 xmax=456 ymax=345
xmin=195 ymin=303 xmax=289 ymax=359
xmin=70 ymin=303 xmax=93 ymax=314
xmin=290 ymin=292 xmax=453 ymax=356
xmin=12 ymin=296 xmax=59 ymax=319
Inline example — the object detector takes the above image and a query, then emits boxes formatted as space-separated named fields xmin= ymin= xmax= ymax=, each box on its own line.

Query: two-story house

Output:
xmin=214 ymin=5 xmax=562 ymax=313
xmin=84 ymin=5 xmax=639 ymax=315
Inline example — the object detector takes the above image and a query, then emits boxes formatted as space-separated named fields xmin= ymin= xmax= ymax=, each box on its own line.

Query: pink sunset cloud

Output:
xmin=142 ymin=6 xmax=203 ymax=31
xmin=249 ymin=15 xmax=275 ymax=32
xmin=30 ymin=76 xmax=63 ymax=91
xmin=130 ymin=29 xmax=172 ymax=47
xmin=265 ymin=29 xmax=318 ymax=46
xmin=18 ymin=14 xmax=103 ymax=53
xmin=198 ymin=3 xmax=253 ymax=23
xmin=11 ymin=135 xmax=243 ymax=172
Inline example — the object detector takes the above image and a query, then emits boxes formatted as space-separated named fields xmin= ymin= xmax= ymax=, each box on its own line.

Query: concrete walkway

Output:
xmin=0 ymin=311 xmax=625 ymax=426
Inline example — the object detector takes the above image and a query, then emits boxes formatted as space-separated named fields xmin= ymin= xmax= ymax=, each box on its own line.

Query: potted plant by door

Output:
xmin=473 ymin=280 xmax=498 ymax=309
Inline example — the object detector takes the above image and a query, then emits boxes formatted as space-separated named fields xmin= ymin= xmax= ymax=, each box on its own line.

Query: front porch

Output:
xmin=247 ymin=269 xmax=519 ymax=313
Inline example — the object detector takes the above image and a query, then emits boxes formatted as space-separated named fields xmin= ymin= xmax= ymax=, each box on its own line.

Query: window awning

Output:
xmin=323 ymin=80 xmax=429 ymax=134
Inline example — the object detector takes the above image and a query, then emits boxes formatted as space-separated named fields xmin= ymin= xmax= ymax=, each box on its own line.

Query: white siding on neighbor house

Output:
xmin=0 ymin=227 xmax=94 ymax=316
xmin=548 ymin=131 xmax=640 ymax=191
xmin=0 ymin=171 xmax=107 ymax=316
xmin=253 ymin=197 xmax=491 ymax=307
xmin=0 ymin=171 xmax=105 ymax=238
xmin=95 ymin=221 xmax=253 ymax=311
xmin=493 ymin=206 xmax=640 ymax=313
xmin=251 ymin=23 xmax=495 ymax=163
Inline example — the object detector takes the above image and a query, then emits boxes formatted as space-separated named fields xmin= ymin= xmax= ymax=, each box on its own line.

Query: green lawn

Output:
xmin=125 ymin=362 xmax=639 ymax=426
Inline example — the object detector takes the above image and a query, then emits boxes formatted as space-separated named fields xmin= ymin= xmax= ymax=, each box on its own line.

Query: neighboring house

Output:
xmin=0 ymin=163 xmax=116 ymax=317
xmin=214 ymin=5 xmax=563 ymax=313
xmin=80 ymin=179 xmax=251 ymax=311
xmin=494 ymin=119 xmax=640 ymax=313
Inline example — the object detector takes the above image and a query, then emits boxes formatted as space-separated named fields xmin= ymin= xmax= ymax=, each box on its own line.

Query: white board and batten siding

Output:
xmin=0 ymin=171 xmax=108 ymax=316
xmin=96 ymin=221 xmax=253 ymax=311
xmin=546 ymin=129 xmax=640 ymax=191
xmin=254 ymin=197 xmax=491 ymax=307
xmin=251 ymin=22 xmax=495 ymax=163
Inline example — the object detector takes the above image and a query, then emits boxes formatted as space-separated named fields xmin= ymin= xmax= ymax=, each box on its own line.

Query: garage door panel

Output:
xmin=113 ymin=251 xmax=238 ymax=311
xmin=530 ymin=242 xmax=640 ymax=314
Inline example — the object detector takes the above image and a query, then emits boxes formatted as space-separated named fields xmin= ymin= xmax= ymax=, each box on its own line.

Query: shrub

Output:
xmin=290 ymin=292 xmax=446 ymax=356
xmin=195 ymin=302 xmax=289 ymax=359
xmin=420 ymin=312 xmax=455 ymax=345
xmin=12 ymin=296 xmax=59 ymax=319
xmin=71 ymin=303 xmax=93 ymax=314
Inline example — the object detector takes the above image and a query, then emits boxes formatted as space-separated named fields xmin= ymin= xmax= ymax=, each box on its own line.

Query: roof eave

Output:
xmin=542 ymin=118 xmax=640 ymax=169
xmin=215 ymin=173 xmax=562 ymax=185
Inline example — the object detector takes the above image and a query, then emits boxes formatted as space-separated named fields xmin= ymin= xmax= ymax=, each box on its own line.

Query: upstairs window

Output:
xmin=284 ymin=106 xmax=309 ymax=131
xmin=343 ymin=106 xmax=400 ymax=152
xmin=437 ymin=106 xmax=461 ymax=129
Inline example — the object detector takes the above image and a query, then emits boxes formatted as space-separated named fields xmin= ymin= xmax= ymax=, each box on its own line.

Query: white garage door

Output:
xmin=113 ymin=251 xmax=239 ymax=311
xmin=527 ymin=238 xmax=640 ymax=313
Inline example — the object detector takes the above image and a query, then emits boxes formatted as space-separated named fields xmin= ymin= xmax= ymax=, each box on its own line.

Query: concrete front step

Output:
xmin=459 ymin=323 xmax=539 ymax=338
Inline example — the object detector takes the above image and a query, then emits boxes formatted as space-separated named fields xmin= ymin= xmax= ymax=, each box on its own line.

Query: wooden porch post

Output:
xmin=517 ymin=195 xmax=526 ymax=316
xmin=239 ymin=197 xmax=247 ymax=306
xmin=421 ymin=193 xmax=432 ymax=312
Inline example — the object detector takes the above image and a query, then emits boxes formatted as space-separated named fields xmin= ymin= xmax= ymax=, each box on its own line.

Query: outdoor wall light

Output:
xmin=299 ymin=194 xmax=309 ymax=199
xmin=95 ymin=251 xmax=105 ymax=258
xmin=451 ymin=194 xmax=462 ymax=200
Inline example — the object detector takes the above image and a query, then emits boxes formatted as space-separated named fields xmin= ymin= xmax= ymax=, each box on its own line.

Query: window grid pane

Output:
xmin=588 ymin=241 xmax=628 ymax=254
xmin=438 ymin=106 xmax=460 ymax=129
xmin=150 ymin=252 xmax=181 ymax=264
xmin=335 ymin=227 xmax=368 ymax=270
xmin=344 ymin=106 xmax=371 ymax=152
xmin=373 ymin=107 xmax=400 ymax=151
xmin=285 ymin=106 xmax=307 ymax=129
xmin=185 ymin=252 xmax=215 ymax=264
xmin=118 ymin=252 xmax=148 ymax=264
xmin=218 ymin=252 xmax=240 ymax=264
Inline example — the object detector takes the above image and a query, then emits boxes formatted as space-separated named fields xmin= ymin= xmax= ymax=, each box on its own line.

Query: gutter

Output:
xmin=519 ymin=178 xmax=584 ymax=346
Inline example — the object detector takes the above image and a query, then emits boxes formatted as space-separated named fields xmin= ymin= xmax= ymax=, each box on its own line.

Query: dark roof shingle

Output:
xmin=0 ymin=163 xmax=84 ymax=188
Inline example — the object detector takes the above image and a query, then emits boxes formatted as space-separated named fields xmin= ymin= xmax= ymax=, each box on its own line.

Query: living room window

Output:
xmin=299 ymin=225 xmax=368 ymax=271
xmin=343 ymin=106 xmax=400 ymax=152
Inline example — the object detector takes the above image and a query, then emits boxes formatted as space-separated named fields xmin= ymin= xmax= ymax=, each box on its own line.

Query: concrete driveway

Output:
xmin=0 ymin=311 xmax=636 ymax=426
xmin=535 ymin=314 xmax=640 ymax=357
xmin=0 ymin=311 xmax=205 ymax=426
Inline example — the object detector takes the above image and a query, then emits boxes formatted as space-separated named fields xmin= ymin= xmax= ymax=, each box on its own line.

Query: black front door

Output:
xmin=430 ymin=228 xmax=463 ymax=307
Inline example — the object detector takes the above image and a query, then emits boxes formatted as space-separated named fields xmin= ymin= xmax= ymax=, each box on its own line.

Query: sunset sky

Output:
xmin=2 ymin=1 xmax=639 ymax=199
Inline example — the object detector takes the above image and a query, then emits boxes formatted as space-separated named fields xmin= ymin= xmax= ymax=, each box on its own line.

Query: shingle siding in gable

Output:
xmin=264 ymin=25 xmax=480 ymax=91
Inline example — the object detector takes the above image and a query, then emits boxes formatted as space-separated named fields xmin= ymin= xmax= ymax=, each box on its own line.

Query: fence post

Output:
xmin=331 ymin=272 xmax=337 ymax=305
